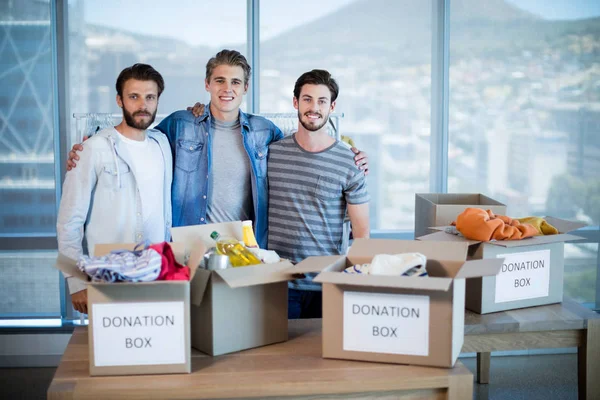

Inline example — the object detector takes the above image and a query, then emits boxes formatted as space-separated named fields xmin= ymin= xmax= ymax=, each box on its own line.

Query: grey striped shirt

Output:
xmin=267 ymin=134 xmax=369 ymax=291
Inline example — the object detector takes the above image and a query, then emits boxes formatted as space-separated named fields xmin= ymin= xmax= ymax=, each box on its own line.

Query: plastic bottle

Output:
xmin=242 ymin=220 xmax=259 ymax=248
xmin=210 ymin=231 xmax=262 ymax=267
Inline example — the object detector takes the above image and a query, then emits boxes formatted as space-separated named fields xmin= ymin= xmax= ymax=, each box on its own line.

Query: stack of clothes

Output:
xmin=77 ymin=242 xmax=190 ymax=283
xmin=450 ymin=208 xmax=559 ymax=242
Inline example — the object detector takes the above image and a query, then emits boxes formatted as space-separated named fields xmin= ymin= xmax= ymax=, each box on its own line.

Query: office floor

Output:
xmin=0 ymin=354 xmax=578 ymax=400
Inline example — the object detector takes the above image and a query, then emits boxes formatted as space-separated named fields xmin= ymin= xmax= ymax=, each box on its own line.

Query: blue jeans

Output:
xmin=288 ymin=288 xmax=322 ymax=319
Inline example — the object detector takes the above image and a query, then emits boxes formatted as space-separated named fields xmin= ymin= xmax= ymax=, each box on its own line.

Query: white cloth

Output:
xmin=118 ymin=132 xmax=166 ymax=244
xmin=370 ymin=253 xmax=427 ymax=276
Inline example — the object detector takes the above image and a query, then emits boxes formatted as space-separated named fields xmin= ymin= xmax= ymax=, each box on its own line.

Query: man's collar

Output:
xmin=201 ymin=103 xmax=250 ymax=130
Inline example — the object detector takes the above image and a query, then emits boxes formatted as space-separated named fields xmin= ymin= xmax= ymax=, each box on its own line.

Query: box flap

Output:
xmin=543 ymin=216 xmax=586 ymax=234
xmin=213 ymin=260 xmax=295 ymax=288
xmin=171 ymin=221 xmax=242 ymax=250
xmin=429 ymin=225 xmax=450 ymax=231
xmin=291 ymin=255 xmax=346 ymax=274
xmin=489 ymin=233 xmax=584 ymax=248
xmin=415 ymin=193 xmax=505 ymax=206
xmin=416 ymin=231 xmax=482 ymax=246
xmin=455 ymin=258 xmax=503 ymax=279
xmin=190 ymin=268 xmax=210 ymax=307
xmin=349 ymin=238 xmax=470 ymax=261
xmin=313 ymin=271 xmax=452 ymax=291
xmin=55 ymin=253 xmax=89 ymax=282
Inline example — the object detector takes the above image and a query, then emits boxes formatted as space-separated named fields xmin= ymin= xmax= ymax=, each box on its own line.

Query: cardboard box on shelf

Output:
xmin=415 ymin=193 xmax=506 ymax=238
xmin=55 ymin=242 xmax=196 ymax=376
xmin=418 ymin=216 xmax=585 ymax=314
xmin=171 ymin=221 xmax=294 ymax=356
xmin=292 ymin=238 xmax=502 ymax=368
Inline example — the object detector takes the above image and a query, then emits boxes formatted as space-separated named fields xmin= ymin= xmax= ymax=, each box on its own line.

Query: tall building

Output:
xmin=0 ymin=1 xmax=55 ymax=235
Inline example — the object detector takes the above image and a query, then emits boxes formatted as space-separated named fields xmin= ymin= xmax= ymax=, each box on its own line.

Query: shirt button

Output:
xmin=137 ymin=212 xmax=141 ymax=217
xmin=200 ymin=218 xmax=205 ymax=222
xmin=203 ymin=195 xmax=207 ymax=199
xmin=206 ymin=175 xmax=209 ymax=178
xmin=137 ymin=234 xmax=142 ymax=239
xmin=205 ymin=132 xmax=208 ymax=136
xmin=258 ymin=152 xmax=263 ymax=157
xmin=189 ymin=146 xmax=194 ymax=150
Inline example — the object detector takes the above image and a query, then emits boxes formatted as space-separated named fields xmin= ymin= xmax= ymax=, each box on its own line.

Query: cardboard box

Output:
xmin=171 ymin=221 xmax=294 ymax=356
xmin=293 ymin=239 xmax=502 ymax=368
xmin=418 ymin=217 xmax=586 ymax=314
xmin=415 ymin=193 xmax=506 ymax=238
xmin=55 ymin=242 xmax=197 ymax=376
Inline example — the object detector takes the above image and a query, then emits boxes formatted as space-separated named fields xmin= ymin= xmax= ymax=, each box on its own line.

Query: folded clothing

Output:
xmin=516 ymin=217 xmax=558 ymax=235
xmin=343 ymin=263 xmax=371 ymax=274
xmin=78 ymin=242 xmax=189 ymax=283
xmin=371 ymin=253 xmax=427 ymax=276
xmin=455 ymin=208 xmax=538 ymax=241
xmin=78 ymin=245 xmax=162 ymax=283
xmin=343 ymin=253 xmax=428 ymax=277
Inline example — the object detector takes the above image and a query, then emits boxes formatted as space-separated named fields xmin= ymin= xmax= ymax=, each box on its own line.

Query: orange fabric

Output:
xmin=454 ymin=208 xmax=539 ymax=242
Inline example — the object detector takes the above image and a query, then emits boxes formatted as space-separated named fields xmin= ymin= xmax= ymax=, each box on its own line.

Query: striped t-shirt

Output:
xmin=267 ymin=134 xmax=369 ymax=291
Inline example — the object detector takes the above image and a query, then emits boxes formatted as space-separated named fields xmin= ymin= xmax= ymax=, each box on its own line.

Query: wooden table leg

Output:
xmin=579 ymin=319 xmax=600 ymax=400
xmin=448 ymin=364 xmax=474 ymax=400
xmin=477 ymin=352 xmax=491 ymax=384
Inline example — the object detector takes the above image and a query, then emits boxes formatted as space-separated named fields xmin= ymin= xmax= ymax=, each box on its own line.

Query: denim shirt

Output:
xmin=156 ymin=106 xmax=284 ymax=248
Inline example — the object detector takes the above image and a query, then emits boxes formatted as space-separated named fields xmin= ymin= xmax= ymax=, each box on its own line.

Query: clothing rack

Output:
xmin=72 ymin=112 xmax=344 ymax=144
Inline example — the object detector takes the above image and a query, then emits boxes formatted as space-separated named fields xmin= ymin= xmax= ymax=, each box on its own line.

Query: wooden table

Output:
xmin=47 ymin=319 xmax=473 ymax=400
xmin=463 ymin=298 xmax=599 ymax=400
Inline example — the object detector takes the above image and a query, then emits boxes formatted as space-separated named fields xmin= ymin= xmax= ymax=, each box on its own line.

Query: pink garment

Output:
xmin=149 ymin=242 xmax=190 ymax=281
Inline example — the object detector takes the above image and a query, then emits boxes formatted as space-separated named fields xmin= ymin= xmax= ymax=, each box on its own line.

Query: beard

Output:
xmin=298 ymin=110 xmax=329 ymax=132
xmin=122 ymin=107 xmax=157 ymax=130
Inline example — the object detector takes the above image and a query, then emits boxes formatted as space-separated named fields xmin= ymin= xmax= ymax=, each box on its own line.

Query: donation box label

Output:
xmin=343 ymin=291 xmax=429 ymax=356
xmin=495 ymin=249 xmax=551 ymax=303
xmin=92 ymin=301 xmax=186 ymax=367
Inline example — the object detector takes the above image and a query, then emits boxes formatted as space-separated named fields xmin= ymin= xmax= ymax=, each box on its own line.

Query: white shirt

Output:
xmin=117 ymin=131 xmax=165 ymax=244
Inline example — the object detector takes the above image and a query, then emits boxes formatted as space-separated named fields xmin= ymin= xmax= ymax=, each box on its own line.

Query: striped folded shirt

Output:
xmin=77 ymin=246 xmax=162 ymax=283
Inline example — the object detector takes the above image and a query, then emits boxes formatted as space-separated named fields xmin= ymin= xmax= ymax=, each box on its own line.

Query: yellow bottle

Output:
xmin=210 ymin=231 xmax=262 ymax=267
xmin=242 ymin=220 xmax=259 ymax=248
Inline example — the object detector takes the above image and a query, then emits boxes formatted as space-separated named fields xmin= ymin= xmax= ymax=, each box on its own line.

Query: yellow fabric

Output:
xmin=517 ymin=217 xmax=559 ymax=235
xmin=341 ymin=135 xmax=356 ymax=148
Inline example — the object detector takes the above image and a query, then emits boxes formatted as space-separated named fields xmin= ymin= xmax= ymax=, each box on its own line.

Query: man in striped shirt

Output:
xmin=267 ymin=70 xmax=370 ymax=319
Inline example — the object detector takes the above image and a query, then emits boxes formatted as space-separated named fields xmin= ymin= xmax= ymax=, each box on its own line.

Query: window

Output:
xmin=449 ymin=0 xmax=600 ymax=305
xmin=0 ymin=0 xmax=61 ymax=317
xmin=68 ymin=0 xmax=248 ymax=138
xmin=260 ymin=0 xmax=434 ymax=231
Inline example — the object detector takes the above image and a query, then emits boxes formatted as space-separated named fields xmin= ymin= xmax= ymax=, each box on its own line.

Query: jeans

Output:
xmin=288 ymin=288 xmax=322 ymax=319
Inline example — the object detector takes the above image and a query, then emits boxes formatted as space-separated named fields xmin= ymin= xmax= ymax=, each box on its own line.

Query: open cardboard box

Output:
xmin=419 ymin=216 xmax=586 ymax=313
xmin=171 ymin=221 xmax=294 ymax=356
xmin=414 ymin=193 xmax=507 ymax=238
xmin=55 ymin=242 xmax=198 ymax=376
xmin=292 ymin=238 xmax=503 ymax=368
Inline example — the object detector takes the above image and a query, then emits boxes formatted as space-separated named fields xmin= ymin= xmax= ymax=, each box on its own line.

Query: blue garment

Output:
xmin=288 ymin=288 xmax=322 ymax=319
xmin=156 ymin=106 xmax=284 ymax=249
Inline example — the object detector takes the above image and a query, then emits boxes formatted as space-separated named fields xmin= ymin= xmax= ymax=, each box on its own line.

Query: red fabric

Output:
xmin=149 ymin=242 xmax=190 ymax=281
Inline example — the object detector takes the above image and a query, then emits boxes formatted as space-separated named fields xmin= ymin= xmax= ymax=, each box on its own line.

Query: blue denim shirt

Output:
xmin=156 ymin=106 xmax=284 ymax=248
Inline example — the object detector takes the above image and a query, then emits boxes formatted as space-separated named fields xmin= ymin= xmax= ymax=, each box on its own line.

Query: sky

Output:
xmin=83 ymin=0 xmax=600 ymax=48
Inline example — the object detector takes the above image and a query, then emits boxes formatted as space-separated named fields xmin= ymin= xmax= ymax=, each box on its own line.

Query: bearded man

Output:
xmin=56 ymin=63 xmax=173 ymax=314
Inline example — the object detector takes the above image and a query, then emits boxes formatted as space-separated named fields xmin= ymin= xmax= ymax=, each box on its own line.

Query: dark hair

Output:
xmin=205 ymin=49 xmax=251 ymax=85
xmin=115 ymin=63 xmax=165 ymax=98
xmin=293 ymin=69 xmax=339 ymax=102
